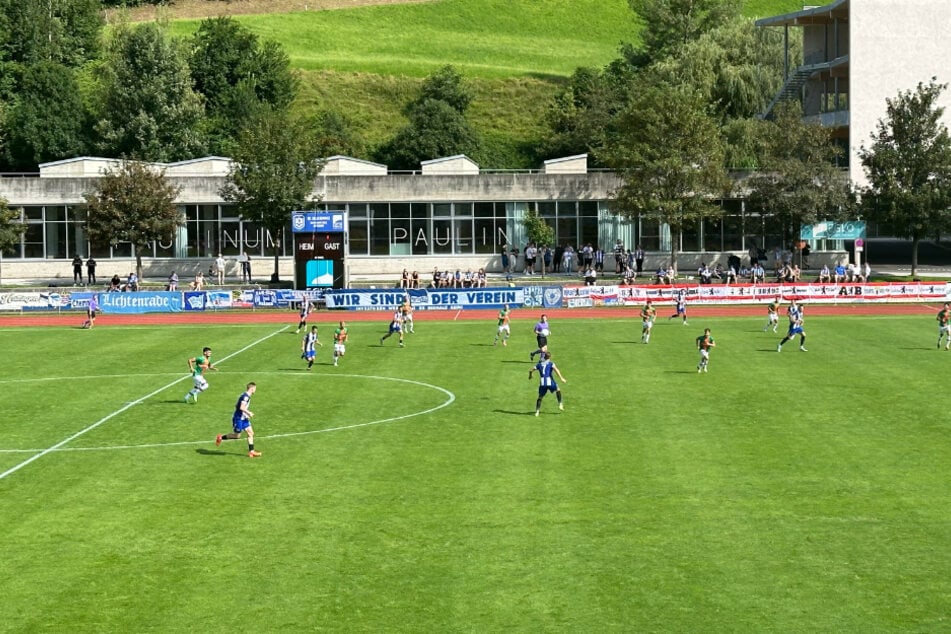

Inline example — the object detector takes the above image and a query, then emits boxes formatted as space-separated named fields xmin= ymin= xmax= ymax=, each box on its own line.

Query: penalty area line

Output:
xmin=0 ymin=325 xmax=289 ymax=481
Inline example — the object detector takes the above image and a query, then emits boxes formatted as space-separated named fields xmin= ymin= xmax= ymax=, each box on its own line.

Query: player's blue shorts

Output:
xmin=787 ymin=325 xmax=804 ymax=336
xmin=537 ymin=383 xmax=558 ymax=397
xmin=389 ymin=321 xmax=402 ymax=333
xmin=232 ymin=416 xmax=251 ymax=433
xmin=304 ymin=350 xmax=316 ymax=361
xmin=676 ymin=305 xmax=686 ymax=315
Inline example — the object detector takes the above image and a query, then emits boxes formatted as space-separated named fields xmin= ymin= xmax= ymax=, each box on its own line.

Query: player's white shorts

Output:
xmin=498 ymin=324 xmax=510 ymax=334
xmin=699 ymin=349 xmax=710 ymax=361
xmin=643 ymin=319 xmax=654 ymax=330
xmin=939 ymin=324 xmax=951 ymax=336
xmin=192 ymin=375 xmax=209 ymax=391
xmin=334 ymin=343 xmax=346 ymax=355
xmin=768 ymin=312 xmax=779 ymax=323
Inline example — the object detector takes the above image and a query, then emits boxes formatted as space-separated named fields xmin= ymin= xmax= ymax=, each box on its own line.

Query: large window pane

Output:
xmin=411 ymin=217 xmax=429 ymax=255
xmin=349 ymin=218 xmax=368 ymax=255
xmin=432 ymin=218 xmax=453 ymax=254
xmin=474 ymin=218 xmax=496 ymax=254
xmin=45 ymin=222 xmax=66 ymax=258
xmin=369 ymin=212 xmax=389 ymax=256
xmin=454 ymin=218 xmax=473 ymax=254
xmin=24 ymin=223 xmax=44 ymax=258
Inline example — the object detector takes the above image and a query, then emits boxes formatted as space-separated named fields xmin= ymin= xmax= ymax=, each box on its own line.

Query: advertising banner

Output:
xmin=100 ymin=291 xmax=184 ymax=313
xmin=0 ymin=291 xmax=72 ymax=311
xmin=325 ymin=287 xmax=527 ymax=311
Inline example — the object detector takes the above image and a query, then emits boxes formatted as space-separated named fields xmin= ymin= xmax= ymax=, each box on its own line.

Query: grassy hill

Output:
xmin=157 ymin=0 xmax=805 ymax=167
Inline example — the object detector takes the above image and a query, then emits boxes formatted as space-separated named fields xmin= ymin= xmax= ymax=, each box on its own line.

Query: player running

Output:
xmin=529 ymin=351 xmax=567 ymax=416
xmin=301 ymin=325 xmax=322 ymax=370
xmin=777 ymin=299 xmax=807 ymax=352
xmin=493 ymin=304 xmax=511 ymax=346
xmin=764 ymin=296 xmax=781 ymax=333
xmin=937 ymin=302 xmax=951 ymax=350
xmin=640 ymin=300 xmax=657 ymax=343
xmin=295 ymin=298 xmax=314 ymax=334
xmin=333 ymin=321 xmax=349 ymax=366
xmin=696 ymin=327 xmax=716 ymax=373
xmin=668 ymin=289 xmax=688 ymax=325
xmin=215 ymin=382 xmax=261 ymax=458
xmin=380 ymin=309 xmax=405 ymax=347
xmin=184 ymin=346 xmax=218 ymax=403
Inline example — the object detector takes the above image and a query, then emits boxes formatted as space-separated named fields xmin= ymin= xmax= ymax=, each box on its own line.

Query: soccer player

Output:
xmin=696 ymin=327 xmax=716 ymax=373
xmin=529 ymin=351 xmax=567 ymax=416
xmin=184 ymin=346 xmax=218 ymax=403
xmin=777 ymin=299 xmax=807 ymax=352
xmin=301 ymin=325 xmax=322 ymax=370
xmin=333 ymin=320 xmax=349 ymax=366
xmin=400 ymin=296 xmax=415 ymax=334
xmin=380 ymin=310 xmax=405 ymax=347
xmin=937 ymin=302 xmax=951 ymax=350
xmin=669 ymin=289 xmax=688 ymax=325
xmin=215 ymin=382 xmax=260 ymax=458
xmin=530 ymin=314 xmax=550 ymax=360
xmin=81 ymin=294 xmax=98 ymax=329
xmin=764 ymin=296 xmax=781 ymax=333
xmin=493 ymin=304 xmax=511 ymax=346
xmin=640 ymin=300 xmax=656 ymax=343
xmin=295 ymin=299 xmax=314 ymax=334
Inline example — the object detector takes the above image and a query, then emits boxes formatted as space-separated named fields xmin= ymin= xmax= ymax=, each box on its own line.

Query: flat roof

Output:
xmin=756 ymin=0 xmax=848 ymax=27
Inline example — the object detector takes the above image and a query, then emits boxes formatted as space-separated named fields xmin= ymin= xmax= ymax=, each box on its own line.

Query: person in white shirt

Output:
xmin=214 ymin=254 xmax=225 ymax=285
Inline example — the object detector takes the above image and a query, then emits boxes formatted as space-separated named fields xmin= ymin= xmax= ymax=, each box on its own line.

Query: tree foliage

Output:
xmin=0 ymin=0 xmax=102 ymax=68
xmin=94 ymin=22 xmax=206 ymax=162
xmin=629 ymin=0 xmax=740 ymax=62
xmin=602 ymin=83 xmax=729 ymax=266
xmin=82 ymin=160 xmax=184 ymax=278
xmin=522 ymin=209 xmax=555 ymax=249
xmin=4 ymin=61 xmax=88 ymax=169
xmin=220 ymin=107 xmax=324 ymax=282
xmin=0 ymin=196 xmax=26 ymax=255
xmin=189 ymin=17 xmax=298 ymax=154
xmin=309 ymin=109 xmax=366 ymax=159
xmin=745 ymin=101 xmax=852 ymax=243
xmin=859 ymin=78 xmax=951 ymax=275
xmin=377 ymin=65 xmax=481 ymax=169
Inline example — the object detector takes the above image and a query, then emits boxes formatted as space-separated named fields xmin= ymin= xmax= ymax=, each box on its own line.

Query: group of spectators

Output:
xmin=428 ymin=267 xmax=488 ymax=288
xmin=818 ymin=261 xmax=871 ymax=283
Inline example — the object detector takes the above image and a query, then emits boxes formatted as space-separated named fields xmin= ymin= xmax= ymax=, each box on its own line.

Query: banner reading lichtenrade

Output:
xmin=325 ymin=287 xmax=528 ymax=311
xmin=99 ymin=291 xmax=184 ymax=313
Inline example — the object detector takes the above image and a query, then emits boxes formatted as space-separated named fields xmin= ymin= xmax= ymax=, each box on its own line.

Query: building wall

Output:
xmin=849 ymin=0 xmax=951 ymax=188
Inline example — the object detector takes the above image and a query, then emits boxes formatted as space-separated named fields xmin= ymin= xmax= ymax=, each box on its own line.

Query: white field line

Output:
xmin=0 ymin=326 xmax=289 ymax=481
xmin=0 ymin=374 xmax=455 ymax=454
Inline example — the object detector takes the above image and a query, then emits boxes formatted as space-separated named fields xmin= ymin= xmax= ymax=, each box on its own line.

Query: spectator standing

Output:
xmin=613 ymin=240 xmax=625 ymax=273
xmin=86 ymin=256 xmax=97 ymax=286
xmin=238 ymin=251 xmax=252 ymax=283
xmin=168 ymin=271 xmax=179 ymax=291
xmin=594 ymin=246 xmax=605 ymax=273
xmin=72 ymin=254 xmax=84 ymax=284
xmin=634 ymin=245 xmax=645 ymax=274
xmin=214 ymin=254 xmax=226 ymax=285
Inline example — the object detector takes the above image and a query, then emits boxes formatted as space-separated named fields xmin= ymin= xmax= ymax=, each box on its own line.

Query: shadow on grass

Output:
xmin=493 ymin=409 xmax=537 ymax=416
xmin=195 ymin=448 xmax=244 ymax=458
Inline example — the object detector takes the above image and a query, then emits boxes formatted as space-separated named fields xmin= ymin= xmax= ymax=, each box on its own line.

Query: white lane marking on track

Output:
xmin=0 ymin=374 xmax=455 ymax=453
xmin=0 ymin=326 xmax=290 ymax=480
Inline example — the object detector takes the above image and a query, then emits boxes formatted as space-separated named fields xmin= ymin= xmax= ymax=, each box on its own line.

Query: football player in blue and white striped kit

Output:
xmin=529 ymin=351 xmax=567 ymax=417
xmin=301 ymin=325 xmax=322 ymax=370
xmin=380 ymin=309 xmax=404 ymax=347
xmin=777 ymin=299 xmax=807 ymax=352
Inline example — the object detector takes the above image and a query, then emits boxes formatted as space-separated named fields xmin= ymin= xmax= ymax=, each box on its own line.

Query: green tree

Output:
xmin=521 ymin=209 xmax=555 ymax=275
xmin=220 ymin=107 xmax=325 ymax=283
xmin=0 ymin=0 xmax=102 ymax=67
xmin=859 ymin=78 xmax=951 ymax=276
xmin=629 ymin=0 xmax=740 ymax=62
xmin=0 ymin=196 xmax=25 ymax=282
xmin=648 ymin=17 xmax=789 ymax=124
xmin=602 ymin=83 xmax=729 ymax=269
xmin=745 ymin=101 xmax=852 ymax=246
xmin=82 ymin=160 xmax=184 ymax=280
xmin=94 ymin=22 xmax=206 ymax=162
xmin=189 ymin=17 xmax=297 ymax=153
xmin=4 ymin=61 xmax=88 ymax=169
xmin=376 ymin=65 xmax=482 ymax=169
xmin=309 ymin=109 xmax=366 ymax=159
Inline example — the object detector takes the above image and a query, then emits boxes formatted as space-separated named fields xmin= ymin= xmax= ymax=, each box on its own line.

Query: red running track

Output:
xmin=0 ymin=302 xmax=936 ymax=328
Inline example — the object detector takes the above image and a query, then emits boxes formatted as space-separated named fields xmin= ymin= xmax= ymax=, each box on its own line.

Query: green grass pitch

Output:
xmin=1 ymin=313 xmax=948 ymax=631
